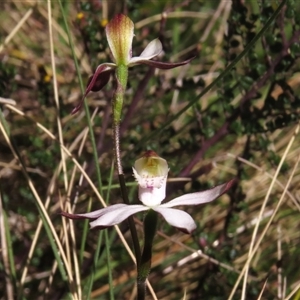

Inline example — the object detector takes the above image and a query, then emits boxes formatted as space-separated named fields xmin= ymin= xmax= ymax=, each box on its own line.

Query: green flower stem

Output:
xmin=113 ymin=65 xmax=141 ymax=266
xmin=113 ymin=65 xmax=128 ymax=175
xmin=114 ymin=65 xmax=128 ymax=122
xmin=137 ymin=210 xmax=158 ymax=300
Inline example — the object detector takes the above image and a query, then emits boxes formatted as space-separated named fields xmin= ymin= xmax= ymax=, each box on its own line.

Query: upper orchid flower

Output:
xmin=61 ymin=151 xmax=234 ymax=234
xmin=72 ymin=14 xmax=194 ymax=114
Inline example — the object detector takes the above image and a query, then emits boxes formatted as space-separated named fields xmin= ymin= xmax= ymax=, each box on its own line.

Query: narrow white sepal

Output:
xmin=90 ymin=204 xmax=148 ymax=228
xmin=160 ymin=181 xmax=231 ymax=208
xmin=73 ymin=203 xmax=128 ymax=219
xmin=153 ymin=207 xmax=196 ymax=234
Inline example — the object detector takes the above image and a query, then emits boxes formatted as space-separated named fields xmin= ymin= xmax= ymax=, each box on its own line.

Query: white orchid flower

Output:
xmin=62 ymin=151 xmax=234 ymax=234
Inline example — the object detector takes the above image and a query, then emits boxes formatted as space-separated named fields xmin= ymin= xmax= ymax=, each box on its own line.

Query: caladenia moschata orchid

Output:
xmin=71 ymin=14 xmax=194 ymax=272
xmin=72 ymin=14 xmax=194 ymax=115
xmin=61 ymin=150 xmax=235 ymax=299
xmin=71 ymin=14 xmax=193 ymax=284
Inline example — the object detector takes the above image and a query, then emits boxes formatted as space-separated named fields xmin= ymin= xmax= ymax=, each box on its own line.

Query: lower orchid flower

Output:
xmin=61 ymin=151 xmax=234 ymax=234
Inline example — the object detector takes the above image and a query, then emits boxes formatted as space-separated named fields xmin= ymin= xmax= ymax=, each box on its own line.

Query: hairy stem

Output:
xmin=113 ymin=65 xmax=141 ymax=266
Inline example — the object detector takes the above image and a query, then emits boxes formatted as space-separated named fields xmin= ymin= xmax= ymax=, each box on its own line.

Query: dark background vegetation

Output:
xmin=1 ymin=0 xmax=300 ymax=299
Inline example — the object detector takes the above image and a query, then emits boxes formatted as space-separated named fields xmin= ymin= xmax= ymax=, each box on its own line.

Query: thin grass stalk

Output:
xmin=0 ymin=7 xmax=33 ymax=53
xmin=80 ymin=198 xmax=92 ymax=264
xmin=105 ymin=161 xmax=115 ymax=300
xmin=0 ymin=114 xmax=18 ymax=296
xmin=61 ymin=198 xmax=72 ymax=277
xmin=85 ymin=230 xmax=104 ymax=295
xmin=65 ymin=202 xmax=82 ymax=299
xmin=0 ymin=182 xmax=16 ymax=300
xmin=47 ymin=0 xmax=69 ymax=192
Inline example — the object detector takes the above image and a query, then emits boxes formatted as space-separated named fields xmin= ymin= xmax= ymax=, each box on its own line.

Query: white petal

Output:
xmin=161 ymin=180 xmax=234 ymax=208
xmin=129 ymin=38 xmax=162 ymax=65
xmin=90 ymin=204 xmax=148 ymax=229
xmin=153 ymin=207 xmax=196 ymax=234
xmin=138 ymin=177 xmax=167 ymax=207
xmin=62 ymin=203 xmax=127 ymax=219
xmin=138 ymin=38 xmax=163 ymax=58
